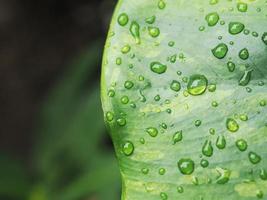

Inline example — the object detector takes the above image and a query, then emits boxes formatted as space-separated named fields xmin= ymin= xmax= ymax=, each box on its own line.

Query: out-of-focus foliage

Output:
xmin=0 ymin=41 xmax=120 ymax=200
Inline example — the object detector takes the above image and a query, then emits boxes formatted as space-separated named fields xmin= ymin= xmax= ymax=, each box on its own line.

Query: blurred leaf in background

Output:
xmin=30 ymin=41 xmax=120 ymax=200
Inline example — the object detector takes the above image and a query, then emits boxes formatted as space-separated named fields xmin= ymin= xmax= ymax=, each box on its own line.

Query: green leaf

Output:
xmin=101 ymin=0 xmax=267 ymax=199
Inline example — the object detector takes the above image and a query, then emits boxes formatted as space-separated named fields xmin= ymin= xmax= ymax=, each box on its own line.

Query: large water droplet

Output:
xmin=239 ymin=69 xmax=253 ymax=86
xmin=122 ymin=141 xmax=134 ymax=156
xmin=202 ymin=140 xmax=213 ymax=157
xmin=216 ymin=167 xmax=231 ymax=184
xmin=212 ymin=43 xmax=228 ymax=59
xmin=118 ymin=13 xmax=129 ymax=26
xmin=150 ymin=62 xmax=167 ymax=74
xmin=205 ymin=12 xmax=220 ymax=26
xmin=177 ymin=158 xmax=195 ymax=175
xmin=229 ymin=22 xmax=245 ymax=35
xmin=146 ymin=127 xmax=158 ymax=137
xmin=130 ymin=21 xmax=141 ymax=44
xmin=187 ymin=74 xmax=208 ymax=96
xmin=226 ymin=118 xmax=239 ymax=132
xmin=248 ymin=152 xmax=261 ymax=164
xmin=239 ymin=48 xmax=249 ymax=60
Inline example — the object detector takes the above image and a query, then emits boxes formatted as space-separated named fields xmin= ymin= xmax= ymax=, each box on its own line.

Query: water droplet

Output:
xmin=146 ymin=127 xmax=158 ymax=137
xmin=150 ymin=62 xmax=167 ymax=74
xmin=252 ymin=31 xmax=259 ymax=37
xmin=124 ymin=81 xmax=134 ymax=89
xmin=140 ymin=138 xmax=145 ymax=144
xmin=108 ymin=89 xmax=115 ymax=97
xmin=216 ymin=135 xmax=226 ymax=149
xmin=177 ymin=186 xmax=184 ymax=193
xmin=130 ymin=21 xmax=141 ymax=44
xmin=199 ymin=26 xmax=205 ymax=31
xmin=239 ymin=48 xmax=249 ymax=60
xmin=200 ymin=159 xmax=209 ymax=168
xmin=239 ymin=69 xmax=252 ymax=86
xmin=209 ymin=128 xmax=216 ymax=135
xmin=262 ymin=32 xmax=267 ymax=45
xmin=121 ymin=96 xmax=129 ymax=104
xmin=158 ymin=0 xmax=166 ymax=9
xmin=173 ymin=131 xmax=183 ymax=144
xmin=160 ymin=192 xmax=168 ymax=200
xmin=237 ymin=2 xmax=248 ymax=12
xmin=229 ymin=22 xmax=245 ymax=35
xmin=170 ymin=54 xmax=177 ymax=63
xmin=192 ymin=176 xmax=199 ymax=185
xmin=145 ymin=16 xmax=156 ymax=24
xmin=239 ymin=114 xmax=248 ymax=121
xmin=243 ymin=29 xmax=250 ymax=35
xmin=216 ymin=167 xmax=231 ymax=184
xmin=159 ymin=168 xmax=166 ymax=175
xmin=208 ymin=84 xmax=216 ymax=92
xmin=205 ymin=12 xmax=220 ymax=26
xmin=141 ymin=168 xmax=149 ymax=174
xmin=260 ymin=100 xmax=266 ymax=107
xmin=226 ymin=118 xmax=239 ymax=132
xmin=260 ymin=169 xmax=267 ymax=180
xmin=121 ymin=44 xmax=131 ymax=54
xmin=248 ymin=152 xmax=261 ymax=164
xmin=227 ymin=61 xmax=235 ymax=72
xmin=170 ymin=80 xmax=181 ymax=92
xmin=195 ymin=120 xmax=202 ymax=127
xmin=168 ymin=41 xmax=175 ymax=47
xmin=212 ymin=43 xmax=228 ymax=59
xmin=148 ymin=27 xmax=160 ymax=37
xmin=212 ymin=101 xmax=218 ymax=107
xmin=256 ymin=190 xmax=264 ymax=199
xmin=118 ymin=13 xmax=129 ymax=26
xmin=202 ymin=140 xmax=213 ymax=157
xmin=116 ymin=57 xmax=122 ymax=65
xmin=154 ymin=94 xmax=161 ymax=101
xmin=117 ymin=118 xmax=126 ymax=126
xmin=177 ymin=158 xmax=195 ymax=175
xmin=106 ymin=111 xmax=114 ymax=122
xmin=122 ymin=141 xmax=134 ymax=156
xmin=187 ymin=74 xmax=208 ymax=96
xmin=209 ymin=0 xmax=219 ymax=5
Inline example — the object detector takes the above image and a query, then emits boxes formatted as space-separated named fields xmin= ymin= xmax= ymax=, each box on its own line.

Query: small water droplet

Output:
xmin=160 ymin=192 xmax=168 ymax=200
xmin=237 ymin=2 xmax=248 ymax=12
xmin=121 ymin=96 xmax=129 ymax=104
xmin=256 ymin=190 xmax=264 ymax=199
xmin=195 ymin=120 xmax=202 ymax=127
xmin=118 ymin=13 xmax=129 ymax=26
xmin=170 ymin=80 xmax=181 ymax=92
xmin=229 ymin=22 xmax=245 ymax=35
xmin=262 ymin=32 xmax=267 ymax=45
xmin=173 ymin=131 xmax=183 ymax=144
xmin=260 ymin=100 xmax=266 ymax=107
xmin=239 ymin=48 xmax=249 ymax=60
xmin=122 ymin=141 xmax=134 ymax=156
xmin=199 ymin=26 xmax=205 ymax=31
xmin=216 ymin=135 xmax=226 ymax=149
xmin=252 ymin=31 xmax=259 ymax=37
xmin=140 ymin=138 xmax=145 ymax=144
xmin=177 ymin=186 xmax=184 ymax=193
xmin=159 ymin=168 xmax=166 ymax=175
xmin=239 ymin=69 xmax=253 ymax=86
xmin=148 ymin=27 xmax=160 ymax=37
xmin=200 ymin=159 xmax=209 ymax=168
xmin=117 ymin=118 xmax=126 ymax=126
xmin=248 ymin=152 xmax=261 ymax=164
xmin=227 ymin=61 xmax=235 ymax=72
xmin=130 ymin=21 xmax=141 ymax=44
xmin=124 ymin=81 xmax=134 ymax=89
xmin=141 ymin=168 xmax=149 ymax=174
xmin=239 ymin=114 xmax=248 ymax=121
xmin=205 ymin=12 xmax=220 ymax=26
xmin=260 ymin=169 xmax=267 ymax=180
xmin=146 ymin=127 xmax=158 ymax=137
xmin=154 ymin=94 xmax=161 ymax=101
xmin=177 ymin=158 xmax=195 ymax=175
xmin=202 ymin=140 xmax=213 ymax=157
xmin=216 ymin=167 xmax=231 ymax=184
xmin=121 ymin=44 xmax=131 ymax=54
xmin=226 ymin=118 xmax=239 ymax=132
xmin=106 ymin=111 xmax=114 ymax=122
xmin=187 ymin=74 xmax=208 ymax=96
xmin=209 ymin=128 xmax=216 ymax=135
xmin=145 ymin=16 xmax=156 ymax=24
xmin=168 ymin=41 xmax=175 ymax=47
xmin=209 ymin=0 xmax=219 ymax=5
xmin=192 ymin=176 xmax=199 ymax=185
xmin=212 ymin=101 xmax=219 ymax=107
xmin=108 ymin=89 xmax=115 ymax=97
xmin=116 ymin=57 xmax=122 ymax=65
xmin=150 ymin=62 xmax=167 ymax=74
xmin=212 ymin=43 xmax=228 ymax=59
xmin=158 ymin=0 xmax=166 ymax=9
xmin=208 ymin=84 xmax=216 ymax=92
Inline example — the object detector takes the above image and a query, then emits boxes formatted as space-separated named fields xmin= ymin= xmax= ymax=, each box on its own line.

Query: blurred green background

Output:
xmin=0 ymin=0 xmax=121 ymax=199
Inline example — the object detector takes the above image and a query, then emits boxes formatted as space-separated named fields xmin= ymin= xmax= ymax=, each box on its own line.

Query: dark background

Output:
xmin=0 ymin=0 xmax=120 ymax=199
